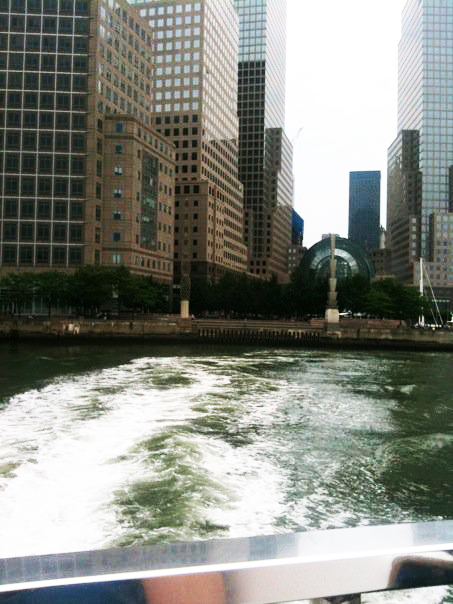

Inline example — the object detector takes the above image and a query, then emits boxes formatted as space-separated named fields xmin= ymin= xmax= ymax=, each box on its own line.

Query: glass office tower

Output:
xmin=235 ymin=0 xmax=293 ymax=282
xmin=348 ymin=171 xmax=381 ymax=253
xmin=387 ymin=0 xmax=453 ymax=303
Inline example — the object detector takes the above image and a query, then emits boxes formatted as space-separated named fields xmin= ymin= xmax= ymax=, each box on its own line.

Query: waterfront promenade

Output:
xmin=1 ymin=316 xmax=453 ymax=350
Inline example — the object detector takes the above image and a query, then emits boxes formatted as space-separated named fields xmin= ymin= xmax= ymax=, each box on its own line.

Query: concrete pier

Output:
xmin=1 ymin=317 xmax=453 ymax=350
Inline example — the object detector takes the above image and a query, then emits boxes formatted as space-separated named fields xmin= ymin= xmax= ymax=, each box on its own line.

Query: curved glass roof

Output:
xmin=299 ymin=236 xmax=374 ymax=282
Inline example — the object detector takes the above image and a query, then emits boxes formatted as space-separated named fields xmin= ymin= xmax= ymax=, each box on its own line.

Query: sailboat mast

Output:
xmin=419 ymin=258 xmax=425 ymax=327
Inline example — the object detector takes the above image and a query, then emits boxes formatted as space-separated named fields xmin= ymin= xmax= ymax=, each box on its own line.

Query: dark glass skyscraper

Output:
xmin=235 ymin=0 xmax=293 ymax=282
xmin=387 ymin=0 xmax=453 ymax=303
xmin=348 ymin=171 xmax=381 ymax=252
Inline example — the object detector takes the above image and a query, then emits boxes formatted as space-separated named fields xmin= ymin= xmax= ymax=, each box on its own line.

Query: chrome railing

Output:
xmin=0 ymin=521 xmax=452 ymax=602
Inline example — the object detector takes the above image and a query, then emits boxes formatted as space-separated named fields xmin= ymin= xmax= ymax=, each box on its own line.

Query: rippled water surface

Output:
xmin=0 ymin=341 xmax=452 ymax=602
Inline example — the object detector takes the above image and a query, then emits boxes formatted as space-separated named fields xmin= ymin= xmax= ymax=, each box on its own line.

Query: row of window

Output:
xmin=0 ymin=33 xmax=88 ymax=53
xmin=133 ymin=255 xmax=172 ymax=273
xmin=2 ymin=72 xmax=87 ymax=91
xmin=155 ymin=114 xmax=198 ymax=125
xmin=112 ymin=231 xmax=171 ymax=250
xmin=1 ymin=91 xmax=86 ymax=110
xmin=0 ymin=0 xmax=89 ymax=15
xmin=0 ymin=14 xmax=89 ymax=35
xmin=2 ymin=177 xmax=85 ymax=196
xmin=1 ymin=244 xmax=83 ymax=265
xmin=3 ymin=155 xmax=84 ymax=174
xmin=3 ymin=222 xmax=83 ymax=242
xmin=3 ymin=130 xmax=86 ymax=151
xmin=141 ymin=3 xmax=201 ymax=17
xmin=1 ymin=199 xmax=83 ymax=219
xmin=1 ymin=53 xmax=87 ymax=72
xmin=0 ymin=112 xmax=86 ymax=129
xmin=155 ymin=102 xmax=199 ymax=113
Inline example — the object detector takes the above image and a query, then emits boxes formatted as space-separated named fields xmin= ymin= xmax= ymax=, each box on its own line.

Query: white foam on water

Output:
xmin=0 ymin=357 xmax=224 ymax=557
xmin=0 ymin=349 xmax=450 ymax=604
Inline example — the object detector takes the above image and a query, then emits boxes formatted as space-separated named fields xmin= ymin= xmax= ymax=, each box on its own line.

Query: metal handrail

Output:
xmin=1 ymin=521 xmax=452 ymax=602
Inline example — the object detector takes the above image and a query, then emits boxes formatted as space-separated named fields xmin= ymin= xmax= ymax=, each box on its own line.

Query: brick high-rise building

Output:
xmin=0 ymin=0 xmax=174 ymax=285
xmin=132 ymin=0 xmax=248 ymax=284
xmin=235 ymin=0 xmax=293 ymax=282
xmin=387 ymin=0 xmax=453 ymax=305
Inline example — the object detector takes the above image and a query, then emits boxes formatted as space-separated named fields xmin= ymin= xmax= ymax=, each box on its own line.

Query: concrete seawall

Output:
xmin=1 ymin=317 xmax=453 ymax=350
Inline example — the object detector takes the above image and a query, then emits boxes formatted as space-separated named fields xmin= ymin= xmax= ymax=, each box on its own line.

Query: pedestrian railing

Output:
xmin=1 ymin=521 xmax=452 ymax=603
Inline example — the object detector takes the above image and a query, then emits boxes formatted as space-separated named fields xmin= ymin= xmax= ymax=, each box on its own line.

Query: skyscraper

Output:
xmin=387 ymin=0 xmax=453 ymax=303
xmin=132 ymin=0 xmax=248 ymax=284
xmin=348 ymin=171 xmax=381 ymax=252
xmin=235 ymin=0 xmax=293 ymax=282
xmin=0 ymin=0 xmax=175 ymax=285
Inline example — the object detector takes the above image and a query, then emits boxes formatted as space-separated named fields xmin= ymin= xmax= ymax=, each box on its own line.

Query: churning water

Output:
xmin=0 ymin=341 xmax=452 ymax=602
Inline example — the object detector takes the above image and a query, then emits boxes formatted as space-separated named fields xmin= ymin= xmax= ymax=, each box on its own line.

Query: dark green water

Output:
xmin=0 ymin=341 xmax=452 ymax=602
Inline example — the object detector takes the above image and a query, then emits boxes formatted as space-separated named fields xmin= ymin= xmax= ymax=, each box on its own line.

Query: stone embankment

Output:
xmin=1 ymin=317 xmax=453 ymax=350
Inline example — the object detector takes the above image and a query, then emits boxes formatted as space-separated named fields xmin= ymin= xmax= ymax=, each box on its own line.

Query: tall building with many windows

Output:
xmin=387 ymin=0 xmax=453 ymax=304
xmin=131 ymin=0 xmax=248 ymax=284
xmin=348 ymin=171 xmax=381 ymax=253
xmin=0 ymin=0 xmax=175 ymax=284
xmin=235 ymin=0 xmax=293 ymax=282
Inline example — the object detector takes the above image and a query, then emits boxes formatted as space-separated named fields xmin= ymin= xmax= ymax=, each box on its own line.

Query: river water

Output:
xmin=0 ymin=341 xmax=452 ymax=603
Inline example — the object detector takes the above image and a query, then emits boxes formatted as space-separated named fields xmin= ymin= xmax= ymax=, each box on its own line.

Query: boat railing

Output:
xmin=1 ymin=521 xmax=452 ymax=603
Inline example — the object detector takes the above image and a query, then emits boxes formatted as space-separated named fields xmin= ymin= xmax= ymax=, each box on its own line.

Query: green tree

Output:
xmin=67 ymin=266 xmax=114 ymax=317
xmin=364 ymin=279 xmax=427 ymax=321
xmin=337 ymin=274 xmax=370 ymax=314
xmin=34 ymin=272 xmax=70 ymax=318
xmin=0 ymin=272 xmax=36 ymax=317
xmin=364 ymin=287 xmax=394 ymax=318
xmin=190 ymin=278 xmax=215 ymax=315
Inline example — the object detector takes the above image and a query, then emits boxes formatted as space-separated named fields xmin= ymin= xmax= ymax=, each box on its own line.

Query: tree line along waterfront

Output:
xmin=0 ymin=264 xmax=437 ymax=324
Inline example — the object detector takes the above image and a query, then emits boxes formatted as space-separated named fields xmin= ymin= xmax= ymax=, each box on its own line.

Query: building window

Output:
xmin=4 ymin=199 xmax=18 ymax=218
xmin=70 ymin=203 xmax=84 ymax=220
xmin=53 ymin=247 xmax=66 ymax=265
xmin=71 ymin=180 xmax=85 ymax=197
xmin=20 ymin=223 xmax=34 ymax=242
xmin=114 ymin=166 xmax=123 ymax=176
xmin=112 ymin=254 xmax=122 ymax=264
xmin=21 ymin=200 xmax=35 ymax=218
xmin=115 ymin=144 xmax=124 ymax=154
xmin=36 ymin=247 xmax=50 ymax=265
xmin=37 ymin=224 xmax=50 ymax=242
xmin=54 ymin=224 xmax=67 ymax=242
xmin=113 ymin=189 xmax=123 ymax=198
xmin=19 ymin=246 xmax=33 ymax=265
xmin=115 ymin=122 xmax=124 ymax=133
xmin=54 ymin=202 xmax=67 ymax=220
xmin=3 ymin=223 xmax=18 ymax=242
xmin=2 ymin=246 xmax=17 ymax=265
xmin=113 ymin=232 xmax=121 ymax=241
xmin=69 ymin=247 xmax=83 ymax=265
xmin=70 ymin=225 xmax=83 ymax=243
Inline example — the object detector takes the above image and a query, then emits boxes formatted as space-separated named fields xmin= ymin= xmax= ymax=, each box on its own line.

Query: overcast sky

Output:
xmin=285 ymin=0 xmax=407 ymax=248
